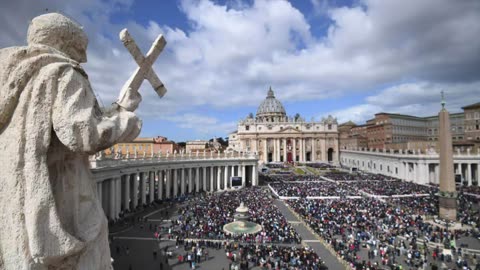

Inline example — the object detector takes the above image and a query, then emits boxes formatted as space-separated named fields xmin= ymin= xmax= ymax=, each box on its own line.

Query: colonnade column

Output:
xmin=404 ymin=163 xmax=409 ymax=181
xmin=157 ymin=170 xmax=163 ymax=200
xmin=273 ymin=139 xmax=277 ymax=162
xmin=123 ymin=175 xmax=130 ymax=211
xmin=165 ymin=170 xmax=171 ymax=199
xmin=173 ymin=169 xmax=178 ymax=197
xmin=140 ymin=172 xmax=146 ymax=205
xmin=132 ymin=173 xmax=139 ymax=209
xmin=216 ymin=166 xmax=222 ymax=190
xmin=149 ymin=171 xmax=154 ymax=203
xmin=202 ymin=167 xmax=207 ymax=191
xmin=241 ymin=165 xmax=246 ymax=187
xmin=116 ymin=177 xmax=121 ymax=219
xmin=188 ymin=168 xmax=193 ymax=193
xmin=283 ymin=138 xmax=287 ymax=162
xmin=195 ymin=167 xmax=200 ymax=193
xmin=467 ymin=163 xmax=472 ymax=185
xmin=108 ymin=179 xmax=116 ymax=220
xmin=224 ymin=165 xmax=229 ymax=190
xmin=180 ymin=168 xmax=185 ymax=195
xmin=210 ymin=166 xmax=215 ymax=192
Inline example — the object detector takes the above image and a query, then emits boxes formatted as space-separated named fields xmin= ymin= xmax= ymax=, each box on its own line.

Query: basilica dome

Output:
xmin=256 ymin=87 xmax=286 ymax=121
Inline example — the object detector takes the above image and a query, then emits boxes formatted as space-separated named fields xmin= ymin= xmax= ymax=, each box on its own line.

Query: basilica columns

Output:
xmin=312 ymin=138 xmax=316 ymax=162
xmin=263 ymin=139 xmax=268 ymax=163
xmin=293 ymin=139 xmax=297 ymax=162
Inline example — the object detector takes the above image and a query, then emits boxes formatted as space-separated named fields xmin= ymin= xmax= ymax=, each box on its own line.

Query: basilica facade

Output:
xmin=228 ymin=88 xmax=339 ymax=164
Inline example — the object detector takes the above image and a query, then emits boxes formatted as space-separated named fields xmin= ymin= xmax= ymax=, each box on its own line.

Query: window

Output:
xmin=246 ymin=125 xmax=250 ymax=131
xmin=328 ymin=124 xmax=332 ymax=130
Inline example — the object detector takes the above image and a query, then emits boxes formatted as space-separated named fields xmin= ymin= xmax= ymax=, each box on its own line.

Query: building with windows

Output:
xmin=228 ymin=87 xmax=339 ymax=164
xmin=186 ymin=140 xmax=208 ymax=153
xmin=463 ymin=102 xmax=480 ymax=142
xmin=339 ymin=103 xmax=480 ymax=151
xmin=106 ymin=136 xmax=179 ymax=157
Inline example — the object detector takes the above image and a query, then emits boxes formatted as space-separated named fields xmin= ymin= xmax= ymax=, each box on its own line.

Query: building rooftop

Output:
xmin=462 ymin=102 xmax=480 ymax=110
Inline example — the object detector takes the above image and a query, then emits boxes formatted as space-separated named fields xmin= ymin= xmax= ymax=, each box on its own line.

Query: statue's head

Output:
xmin=27 ymin=13 xmax=88 ymax=63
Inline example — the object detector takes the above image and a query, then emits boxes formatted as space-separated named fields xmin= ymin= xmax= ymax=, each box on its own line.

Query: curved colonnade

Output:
xmin=91 ymin=153 xmax=258 ymax=221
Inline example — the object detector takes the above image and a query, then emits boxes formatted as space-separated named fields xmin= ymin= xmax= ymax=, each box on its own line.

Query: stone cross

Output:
xmin=116 ymin=29 xmax=167 ymax=108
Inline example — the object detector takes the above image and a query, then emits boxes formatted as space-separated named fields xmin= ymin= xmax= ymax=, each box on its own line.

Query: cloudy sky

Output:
xmin=1 ymin=0 xmax=479 ymax=141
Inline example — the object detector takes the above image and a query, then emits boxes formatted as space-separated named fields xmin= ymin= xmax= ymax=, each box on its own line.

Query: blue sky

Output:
xmin=1 ymin=0 xmax=480 ymax=141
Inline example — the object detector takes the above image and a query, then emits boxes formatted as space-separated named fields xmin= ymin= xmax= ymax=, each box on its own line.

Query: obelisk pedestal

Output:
xmin=438 ymin=97 xmax=457 ymax=221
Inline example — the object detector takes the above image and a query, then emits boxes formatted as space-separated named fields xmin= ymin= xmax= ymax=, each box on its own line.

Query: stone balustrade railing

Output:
xmin=341 ymin=148 xmax=480 ymax=157
xmin=90 ymin=152 xmax=259 ymax=168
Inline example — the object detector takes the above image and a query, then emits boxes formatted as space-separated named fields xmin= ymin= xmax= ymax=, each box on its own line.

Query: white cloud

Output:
xmin=1 ymin=0 xmax=479 ymax=139
xmin=327 ymin=81 xmax=480 ymax=124
xmin=162 ymin=113 xmax=237 ymax=139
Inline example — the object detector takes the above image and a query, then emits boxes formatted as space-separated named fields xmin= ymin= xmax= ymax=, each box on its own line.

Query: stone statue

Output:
xmin=0 ymin=13 xmax=147 ymax=269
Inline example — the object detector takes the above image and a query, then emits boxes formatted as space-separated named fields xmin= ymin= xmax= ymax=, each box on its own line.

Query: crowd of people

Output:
xmin=266 ymin=175 xmax=326 ymax=182
xmin=348 ymin=180 xmax=437 ymax=196
xmin=226 ymin=243 xmax=327 ymax=270
xmin=323 ymin=171 xmax=397 ymax=182
xmin=305 ymin=163 xmax=335 ymax=170
xmin=169 ymin=187 xmax=302 ymax=244
xmin=287 ymin=197 xmax=479 ymax=269
xmin=270 ymin=182 xmax=359 ymax=197
xmin=464 ymin=186 xmax=480 ymax=196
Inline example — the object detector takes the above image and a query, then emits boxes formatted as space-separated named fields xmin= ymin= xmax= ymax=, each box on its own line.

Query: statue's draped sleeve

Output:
xmin=52 ymin=66 xmax=142 ymax=154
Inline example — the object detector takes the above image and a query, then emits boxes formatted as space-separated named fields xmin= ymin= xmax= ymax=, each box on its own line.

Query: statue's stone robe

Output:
xmin=0 ymin=44 xmax=141 ymax=269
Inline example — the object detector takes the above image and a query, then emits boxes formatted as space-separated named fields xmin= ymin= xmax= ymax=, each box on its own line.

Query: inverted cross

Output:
xmin=117 ymin=28 xmax=167 ymax=105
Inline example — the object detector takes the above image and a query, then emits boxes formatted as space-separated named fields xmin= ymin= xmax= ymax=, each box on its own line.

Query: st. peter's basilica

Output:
xmin=228 ymin=88 xmax=339 ymax=164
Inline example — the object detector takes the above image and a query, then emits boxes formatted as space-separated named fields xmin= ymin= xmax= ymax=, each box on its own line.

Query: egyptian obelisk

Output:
xmin=438 ymin=92 xmax=457 ymax=221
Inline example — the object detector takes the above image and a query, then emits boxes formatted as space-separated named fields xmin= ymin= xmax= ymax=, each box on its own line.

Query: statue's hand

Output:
xmin=116 ymin=87 xmax=142 ymax=112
